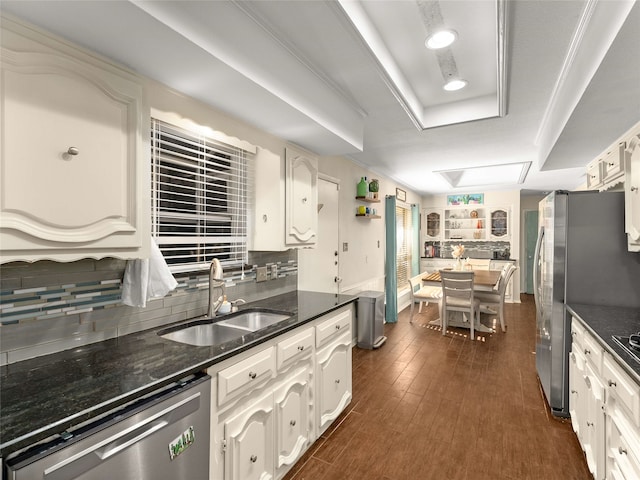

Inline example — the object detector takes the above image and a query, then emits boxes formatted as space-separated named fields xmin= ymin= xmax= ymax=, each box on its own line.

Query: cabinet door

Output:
xmin=489 ymin=208 xmax=509 ymax=239
xmin=569 ymin=349 xmax=587 ymax=441
xmin=275 ymin=367 xmax=311 ymax=477
xmin=316 ymin=331 xmax=352 ymax=434
xmin=583 ymin=363 xmax=606 ymax=479
xmin=0 ymin=47 xmax=148 ymax=262
xmin=625 ymin=132 xmax=640 ymax=251
xmin=225 ymin=391 xmax=274 ymax=480
xmin=423 ymin=208 xmax=442 ymax=240
xmin=285 ymin=147 xmax=317 ymax=246
xmin=587 ymin=158 xmax=604 ymax=190
xmin=251 ymin=147 xmax=285 ymax=251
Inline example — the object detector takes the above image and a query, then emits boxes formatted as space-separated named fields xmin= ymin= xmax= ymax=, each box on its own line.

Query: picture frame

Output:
xmin=396 ymin=188 xmax=406 ymax=202
xmin=447 ymin=193 xmax=484 ymax=205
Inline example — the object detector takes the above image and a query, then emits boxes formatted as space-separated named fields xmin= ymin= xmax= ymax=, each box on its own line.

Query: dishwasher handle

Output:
xmin=42 ymin=391 xmax=201 ymax=480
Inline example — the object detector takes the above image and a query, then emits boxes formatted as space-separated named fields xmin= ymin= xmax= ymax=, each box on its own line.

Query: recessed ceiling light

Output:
xmin=443 ymin=79 xmax=467 ymax=91
xmin=425 ymin=29 xmax=457 ymax=50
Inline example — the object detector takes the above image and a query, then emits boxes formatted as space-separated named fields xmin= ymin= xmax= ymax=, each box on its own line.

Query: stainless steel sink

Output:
xmin=216 ymin=310 xmax=291 ymax=332
xmin=158 ymin=309 xmax=292 ymax=346
xmin=160 ymin=323 xmax=249 ymax=347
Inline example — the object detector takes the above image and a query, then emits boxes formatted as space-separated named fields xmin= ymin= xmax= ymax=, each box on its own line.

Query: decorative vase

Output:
xmin=369 ymin=178 xmax=379 ymax=199
xmin=357 ymin=177 xmax=368 ymax=197
xmin=455 ymin=257 xmax=462 ymax=270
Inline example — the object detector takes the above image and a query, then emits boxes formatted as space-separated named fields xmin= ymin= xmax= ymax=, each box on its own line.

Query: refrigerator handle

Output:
xmin=533 ymin=225 xmax=544 ymax=315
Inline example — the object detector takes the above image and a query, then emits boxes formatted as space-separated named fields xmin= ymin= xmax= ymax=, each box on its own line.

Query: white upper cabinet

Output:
xmin=624 ymin=127 xmax=640 ymax=252
xmin=0 ymin=19 xmax=149 ymax=263
xmin=250 ymin=145 xmax=317 ymax=251
xmin=285 ymin=146 xmax=317 ymax=246
xmin=489 ymin=207 xmax=510 ymax=240
xmin=423 ymin=208 xmax=442 ymax=241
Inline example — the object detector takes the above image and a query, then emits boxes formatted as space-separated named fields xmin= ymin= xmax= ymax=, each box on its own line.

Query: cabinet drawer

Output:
xmin=582 ymin=332 xmax=603 ymax=374
xmin=315 ymin=309 xmax=351 ymax=348
xmin=277 ymin=327 xmax=314 ymax=370
xmin=218 ymin=347 xmax=276 ymax=405
xmin=603 ymin=354 xmax=640 ymax=426
xmin=571 ymin=318 xmax=586 ymax=351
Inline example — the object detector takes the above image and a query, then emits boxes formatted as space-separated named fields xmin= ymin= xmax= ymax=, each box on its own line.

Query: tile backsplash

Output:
xmin=0 ymin=250 xmax=297 ymax=365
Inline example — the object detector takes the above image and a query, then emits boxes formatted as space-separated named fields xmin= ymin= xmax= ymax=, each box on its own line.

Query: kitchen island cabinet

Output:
xmin=0 ymin=16 xmax=149 ymax=263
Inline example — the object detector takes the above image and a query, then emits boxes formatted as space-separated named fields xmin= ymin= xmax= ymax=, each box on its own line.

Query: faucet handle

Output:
xmin=230 ymin=299 xmax=246 ymax=313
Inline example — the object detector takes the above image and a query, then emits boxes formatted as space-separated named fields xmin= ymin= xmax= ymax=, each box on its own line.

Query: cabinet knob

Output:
xmin=249 ymin=372 xmax=257 ymax=379
xmin=290 ymin=419 xmax=296 ymax=427
xmin=335 ymin=325 xmax=341 ymax=330
xmin=262 ymin=214 xmax=268 ymax=223
xmin=608 ymin=380 xmax=617 ymax=387
xmin=250 ymin=455 xmax=258 ymax=463
xmin=631 ymin=186 xmax=638 ymax=192
xmin=302 ymin=197 xmax=307 ymax=203
xmin=335 ymin=379 xmax=340 ymax=384
xmin=571 ymin=389 xmax=577 ymax=394
xmin=586 ymin=421 xmax=593 ymax=427
xmin=584 ymin=349 xmax=590 ymax=355
xmin=618 ymin=446 xmax=627 ymax=455
xmin=67 ymin=147 xmax=79 ymax=156
xmin=298 ymin=345 xmax=304 ymax=351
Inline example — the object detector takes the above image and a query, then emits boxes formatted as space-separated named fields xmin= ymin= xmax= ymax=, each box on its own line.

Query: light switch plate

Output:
xmin=256 ymin=266 xmax=268 ymax=282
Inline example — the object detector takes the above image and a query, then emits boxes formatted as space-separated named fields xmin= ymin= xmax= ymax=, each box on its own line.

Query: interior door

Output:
xmin=297 ymin=176 xmax=340 ymax=293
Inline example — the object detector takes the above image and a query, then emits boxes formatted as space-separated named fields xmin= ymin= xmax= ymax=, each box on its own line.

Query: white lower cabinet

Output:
xmin=316 ymin=330 xmax=352 ymax=434
xmin=570 ymin=317 xmax=640 ymax=480
xmin=208 ymin=305 xmax=353 ymax=480
xmin=224 ymin=390 xmax=275 ymax=480
xmin=275 ymin=367 xmax=311 ymax=478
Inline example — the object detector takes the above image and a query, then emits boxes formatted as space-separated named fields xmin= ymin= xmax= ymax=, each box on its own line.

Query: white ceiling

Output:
xmin=2 ymin=0 xmax=638 ymax=195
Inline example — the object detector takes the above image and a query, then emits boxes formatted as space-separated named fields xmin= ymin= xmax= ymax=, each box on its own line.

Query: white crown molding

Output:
xmin=535 ymin=0 xmax=636 ymax=170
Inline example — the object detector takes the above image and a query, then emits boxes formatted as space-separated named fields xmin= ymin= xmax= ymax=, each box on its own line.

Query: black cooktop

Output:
xmin=612 ymin=335 xmax=640 ymax=364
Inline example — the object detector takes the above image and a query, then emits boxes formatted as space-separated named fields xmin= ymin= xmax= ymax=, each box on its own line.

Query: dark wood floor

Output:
xmin=284 ymin=294 xmax=591 ymax=480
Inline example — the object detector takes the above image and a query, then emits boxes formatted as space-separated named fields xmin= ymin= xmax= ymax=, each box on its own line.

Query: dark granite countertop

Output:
xmin=0 ymin=290 xmax=357 ymax=458
xmin=567 ymin=304 xmax=640 ymax=384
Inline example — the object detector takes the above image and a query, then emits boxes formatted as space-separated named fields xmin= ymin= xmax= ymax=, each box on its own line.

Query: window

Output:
xmin=151 ymin=118 xmax=250 ymax=273
xmin=395 ymin=203 xmax=413 ymax=289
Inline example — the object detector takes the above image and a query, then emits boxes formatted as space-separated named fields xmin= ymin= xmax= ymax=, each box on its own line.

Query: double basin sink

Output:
xmin=158 ymin=309 xmax=292 ymax=347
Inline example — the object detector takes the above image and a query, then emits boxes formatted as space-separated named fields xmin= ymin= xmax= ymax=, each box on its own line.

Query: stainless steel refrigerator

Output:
xmin=533 ymin=190 xmax=640 ymax=417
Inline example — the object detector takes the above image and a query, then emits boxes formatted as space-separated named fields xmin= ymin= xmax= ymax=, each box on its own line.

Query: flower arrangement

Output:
xmin=452 ymin=244 xmax=465 ymax=259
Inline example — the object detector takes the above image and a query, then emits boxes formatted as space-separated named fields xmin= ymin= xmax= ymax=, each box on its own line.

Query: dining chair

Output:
xmin=439 ymin=270 xmax=481 ymax=340
xmin=476 ymin=264 xmax=516 ymax=332
xmin=408 ymin=273 xmax=442 ymax=324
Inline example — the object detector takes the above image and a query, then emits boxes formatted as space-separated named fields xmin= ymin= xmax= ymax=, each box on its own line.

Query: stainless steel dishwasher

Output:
xmin=5 ymin=373 xmax=211 ymax=480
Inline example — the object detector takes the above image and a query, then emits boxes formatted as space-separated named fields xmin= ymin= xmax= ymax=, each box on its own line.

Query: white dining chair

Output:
xmin=439 ymin=270 xmax=481 ymax=340
xmin=476 ymin=264 xmax=516 ymax=332
xmin=408 ymin=273 xmax=442 ymax=324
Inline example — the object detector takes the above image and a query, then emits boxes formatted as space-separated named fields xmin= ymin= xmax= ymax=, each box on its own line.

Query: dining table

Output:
xmin=422 ymin=268 xmax=502 ymax=333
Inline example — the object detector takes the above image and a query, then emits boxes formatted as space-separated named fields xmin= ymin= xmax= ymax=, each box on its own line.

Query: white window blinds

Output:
xmin=151 ymin=118 xmax=250 ymax=273
xmin=396 ymin=204 xmax=412 ymax=290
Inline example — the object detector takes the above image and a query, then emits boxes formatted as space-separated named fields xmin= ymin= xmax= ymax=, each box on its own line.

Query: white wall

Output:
xmin=318 ymin=155 xmax=422 ymax=295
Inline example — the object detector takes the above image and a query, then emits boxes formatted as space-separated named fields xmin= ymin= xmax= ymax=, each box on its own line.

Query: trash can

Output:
xmin=356 ymin=291 xmax=387 ymax=349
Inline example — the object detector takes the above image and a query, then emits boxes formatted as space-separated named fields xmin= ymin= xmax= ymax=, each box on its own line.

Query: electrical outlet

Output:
xmin=256 ymin=266 xmax=268 ymax=282
xmin=271 ymin=264 xmax=278 ymax=279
